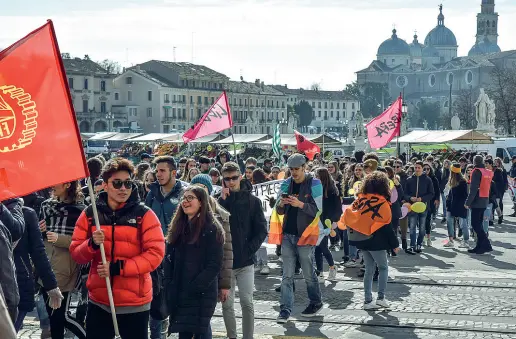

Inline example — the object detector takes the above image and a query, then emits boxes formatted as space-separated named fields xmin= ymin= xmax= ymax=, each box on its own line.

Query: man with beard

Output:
xmin=144 ymin=156 xmax=186 ymax=338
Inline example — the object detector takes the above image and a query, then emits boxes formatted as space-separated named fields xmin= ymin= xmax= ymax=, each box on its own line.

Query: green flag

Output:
xmin=272 ymin=124 xmax=282 ymax=162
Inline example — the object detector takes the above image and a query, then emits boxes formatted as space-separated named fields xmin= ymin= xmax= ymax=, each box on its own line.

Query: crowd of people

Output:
xmin=0 ymin=147 xmax=515 ymax=339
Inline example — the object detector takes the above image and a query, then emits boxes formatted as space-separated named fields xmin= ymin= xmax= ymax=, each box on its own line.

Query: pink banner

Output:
xmin=183 ymin=91 xmax=233 ymax=143
xmin=365 ymin=96 xmax=402 ymax=149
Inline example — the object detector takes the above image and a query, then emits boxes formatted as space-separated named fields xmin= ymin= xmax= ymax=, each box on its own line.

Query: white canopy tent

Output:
xmin=88 ymin=132 xmax=118 ymax=140
xmin=255 ymin=134 xmax=343 ymax=146
xmin=128 ymin=133 xmax=174 ymax=142
xmin=397 ymin=130 xmax=493 ymax=144
xmin=104 ymin=133 xmax=143 ymax=141
xmin=212 ymin=134 xmax=272 ymax=144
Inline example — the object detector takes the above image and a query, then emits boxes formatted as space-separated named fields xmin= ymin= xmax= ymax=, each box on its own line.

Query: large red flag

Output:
xmin=183 ymin=91 xmax=233 ymax=143
xmin=294 ymin=130 xmax=320 ymax=161
xmin=0 ymin=21 xmax=88 ymax=201
xmin=365 ymin=96 xmax=403 ymax=149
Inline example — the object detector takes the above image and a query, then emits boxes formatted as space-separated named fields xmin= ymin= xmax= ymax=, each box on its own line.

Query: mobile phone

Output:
xmin=281 ymin=193 xmax=289 ymax=199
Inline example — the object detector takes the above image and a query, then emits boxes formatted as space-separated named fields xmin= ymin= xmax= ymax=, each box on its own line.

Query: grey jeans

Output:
xmin=222 ymin=265 xmax=254 ymax=339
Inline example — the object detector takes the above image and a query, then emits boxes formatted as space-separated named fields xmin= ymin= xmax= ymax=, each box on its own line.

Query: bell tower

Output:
xmin=476 ymin=0 xmax=498 ymax=44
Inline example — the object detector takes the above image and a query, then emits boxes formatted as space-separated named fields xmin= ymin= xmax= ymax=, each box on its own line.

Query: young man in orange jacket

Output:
xmin=71 ymin=158 xmax=165 ymax=339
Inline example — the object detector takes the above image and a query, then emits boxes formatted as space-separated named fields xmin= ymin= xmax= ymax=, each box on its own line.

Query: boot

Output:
xmin=401 ymin=238 xmax=407 ymax=251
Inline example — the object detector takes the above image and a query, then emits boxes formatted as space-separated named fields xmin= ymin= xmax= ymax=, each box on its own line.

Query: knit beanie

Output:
xmin=191 ymin=174 xmax=213 ymax=195
xmin=473 ymin=155 xmax=484 ymax=167
xmin=450 ymin=163 xmax=461 ymax=174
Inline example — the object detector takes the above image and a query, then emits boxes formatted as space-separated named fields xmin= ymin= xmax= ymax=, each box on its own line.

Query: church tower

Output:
xmin=476 ymin=0 xmax=498 ymax=45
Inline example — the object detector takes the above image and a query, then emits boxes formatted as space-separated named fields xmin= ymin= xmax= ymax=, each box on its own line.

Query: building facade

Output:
xmin=356 ymin=1 xmax=515 ymax=128
xmin=64 ymin=55 xmax=121 ymax=132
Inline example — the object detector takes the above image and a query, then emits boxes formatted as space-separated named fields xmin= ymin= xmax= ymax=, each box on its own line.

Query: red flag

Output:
xmin=366 ymin=96 xmax=403 ymax=149
xmin=183 ymin=91 xmax=233 ymax=143
xmin=294 ymin=130 xmax=320 ymax=161
xmin=0 ymin=21 xmax=88 ymax=201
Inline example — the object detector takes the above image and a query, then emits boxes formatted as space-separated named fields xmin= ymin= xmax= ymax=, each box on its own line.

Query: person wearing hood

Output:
xmin=404 ymin=160 xmax=434 ymax=254
xmin=145 ymin=156 xmax=185 ymax=339
xmin=218 ymin=162 xmax=267 ymax=339
xmin=71 ymin=157 xmax=165 ymax=339
xmin=275 ymin=153 xmax=323 ymax=324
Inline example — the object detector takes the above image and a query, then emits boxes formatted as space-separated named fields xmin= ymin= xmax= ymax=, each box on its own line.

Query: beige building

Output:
xmin=63 ymin=55 xmax=122 ymax=132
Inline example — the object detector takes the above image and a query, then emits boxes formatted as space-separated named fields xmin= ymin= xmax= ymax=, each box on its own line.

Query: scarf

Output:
xmin=40 ymin=198 xmax=86 ymax=236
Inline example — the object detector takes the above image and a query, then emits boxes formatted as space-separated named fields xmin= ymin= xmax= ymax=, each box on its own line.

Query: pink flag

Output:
xmin=366 ymin=96 xmax=403 ymax=149
xmin=182 ymin=91 xmax=233 ymax=143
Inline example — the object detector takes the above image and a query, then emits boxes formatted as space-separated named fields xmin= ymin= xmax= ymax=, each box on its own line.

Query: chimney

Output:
xmin=261 ymin=81 xmax=264 ymax=89
xmin=285 ymin=84 xmax=288 ymax=89
xmin=122 ymin=67 xmax=126 ymax=73
xmin=255 ymin=79 xmax=260 ymax=86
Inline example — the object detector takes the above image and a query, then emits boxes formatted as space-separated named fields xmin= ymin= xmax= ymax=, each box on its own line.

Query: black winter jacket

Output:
xmin=165 ymin=220 xmax=223 ymax=334
xmin=351 ymin=224 xmax=399 ymax=251
xmin=440 ymin=168 xmax=450 ymax=192
xmin=0 ymin=199 xmax=25 ymax=243
xmin=14 ymin=207 xmax=57 ymax=312
xmin=404 ymin=174 xmax=435 ymax=204
xmin=493 ymin=168 xmax=506 ymax=199
xmin=446 ymin=180 xmax=468 ymax=219
xmin=218 ymin=180 xmax=267 ymax=269
xmin=322 ymin=189 xmax=342 ymax=224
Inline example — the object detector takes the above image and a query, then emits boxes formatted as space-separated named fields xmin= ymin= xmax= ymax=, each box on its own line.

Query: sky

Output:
xmin=2 ymin=0 xmax=516 ymax=90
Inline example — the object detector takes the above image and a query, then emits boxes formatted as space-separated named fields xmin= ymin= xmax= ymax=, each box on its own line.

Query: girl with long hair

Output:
xmin=385 ymin=166 xmax=404 ymax=256
xmin=313 ymin=168 xmax=340 ymax=281
xmin=423 ymin=163 xmax=440 ymax=247
xmin=444 ymin=164 xmax=470 ymax=248
xmin=342 ymin=172 xmax=399 ymax=310
xmin=182 ymin=167 xmax=200 ymax=183
xmin=39 ymin=181 xmax=86 ymax=339
xmin=143 ymin=169 xmax=157 ymax=199
xmin=165 ymin=186 xmax=224 ymax=339
xmin=134 ymin=162 xmax=150 ymax=200
xmin=327 ymin=160 xmax=344 ymax=198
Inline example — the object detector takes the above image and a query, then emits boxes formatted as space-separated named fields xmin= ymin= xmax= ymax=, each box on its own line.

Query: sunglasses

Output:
xmin=223 ymin=175 xmax=240 ymax=182
xmin=181 ymin=195 xmax=198 ymax=203
xmin=111 ymin=179 xmax=132 ymax=189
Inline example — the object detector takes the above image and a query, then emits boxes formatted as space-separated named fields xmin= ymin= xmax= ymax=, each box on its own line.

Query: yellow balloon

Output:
xmin=353 ymin=181 xmax=362 ymax=190
xmin=324 ymin=219 xmax=332 ymax=229
xmin=348 ymin=188 xmax=355 ymax=195
xmin=330 ymin=230 xmax=336 ymax=237
xmin=411 ymin=202 xmax=427 ymax=213
xmin=389 ymin=180 xmax=395 ymax=189
xmin=207 ymin=145 xmax=213 ymax=151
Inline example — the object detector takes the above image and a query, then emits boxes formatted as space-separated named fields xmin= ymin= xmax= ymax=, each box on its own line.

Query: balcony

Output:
xmin=76 ymin=111 xmax=126 ymax=120
xmin=162 ymin=116 xmax=177 ymax=124
xmin=164 ymin=99 xmax=171 ymax=103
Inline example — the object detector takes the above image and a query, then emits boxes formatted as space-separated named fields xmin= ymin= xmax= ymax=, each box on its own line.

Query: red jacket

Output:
xmin=70 ymin=190 xmax=165 ymax=308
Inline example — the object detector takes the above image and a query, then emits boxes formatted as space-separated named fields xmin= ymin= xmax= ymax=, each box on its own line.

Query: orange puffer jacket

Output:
xmin=70 ymin=189 xmax=165 ymax=308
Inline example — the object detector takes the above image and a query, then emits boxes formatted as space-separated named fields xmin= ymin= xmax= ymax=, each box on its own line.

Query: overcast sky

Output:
xmin=2 ymin=0 xmax=516 ymax=90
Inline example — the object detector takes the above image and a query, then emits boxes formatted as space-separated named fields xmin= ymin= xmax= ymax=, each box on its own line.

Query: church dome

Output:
xmin=468 ymin=37 xmax=501 ymax=56
xmin=424 ymin=5 xmax=458 ymax=47
xmin=422 ymin=45 xmax=439 ymax=58
xmin=409 ymin=34 xmax=425 ymax=57
xmin=377 ymin=29 xmax=410 ymax=56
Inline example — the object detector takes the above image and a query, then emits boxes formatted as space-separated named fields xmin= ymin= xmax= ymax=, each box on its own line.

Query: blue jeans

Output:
xmin=362 ymin=250 xmax=388 ymax=303
xmin=441 ymin=193 xmax=447 ymax=216
xmin=280 ymin=234 xmax=322 ymax=313
xmin=343 ymin=229 xmax=358 ymax=260
xmin=408 ymin=211 xmax=427 ymax=248
xmin=35 ymin=293 xmax=50 ymax=329
xmin=14 ymin=310 xmax=28 ymax=332
xmin=483 ymin=203 xmax=492 ymax=234
xmin=446 ymin=213 xmax=469 ymax=241
xmin=149 ymin=316 xmax=169 ymax=339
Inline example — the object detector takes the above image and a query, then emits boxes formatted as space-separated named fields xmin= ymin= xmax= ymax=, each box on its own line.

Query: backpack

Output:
xmin=347 ymin=227 xmax=373 ymax=243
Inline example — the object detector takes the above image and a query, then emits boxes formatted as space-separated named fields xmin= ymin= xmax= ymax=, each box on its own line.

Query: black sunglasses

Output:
xmin=181 ymin=195 xmax=198 ymax=203
xmin=223 ymin=175 xmax=240 ymax=182
xmin=111 ymin=179 xmax=132 ymax=189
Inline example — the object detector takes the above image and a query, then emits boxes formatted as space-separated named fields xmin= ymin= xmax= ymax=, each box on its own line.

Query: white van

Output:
xmin=450 ymin=138 xmax=516 ymax=171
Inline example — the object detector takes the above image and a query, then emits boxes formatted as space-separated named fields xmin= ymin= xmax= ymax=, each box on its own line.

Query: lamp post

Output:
xmin=105 ymin=112 xmax=114 ymax=132
xmin=396 ymin=102 xmax=408 ymax=158
xmin=279 ymin=118 xmax=287 ymax=133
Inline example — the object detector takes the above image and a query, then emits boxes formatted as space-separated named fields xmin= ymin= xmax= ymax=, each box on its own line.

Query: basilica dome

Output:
xmin=468 ymin=37 xmax=501 ymax=56
xmin=377 ymin=29 xmax=410 ymax=56
xmin=409 ymin=34 xmax=425 ymax=58
xmin=422 ymin=45 xmax=440 ymax=58
xmin=424 ymin=5 xmax=458 ymax=47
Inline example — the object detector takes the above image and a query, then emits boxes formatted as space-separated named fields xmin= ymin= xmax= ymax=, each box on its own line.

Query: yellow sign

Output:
xmin=0 ymin=85 xmax=38 ymax=153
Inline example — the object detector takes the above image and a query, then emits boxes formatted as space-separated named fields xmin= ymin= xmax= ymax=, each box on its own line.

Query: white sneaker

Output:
xmin=260 ymin=265 xmax=270 ymax=275
xmin=344 ymin=260 xmax=359 ymax=268
xmin=254 ymin=264 xmax=262 ymax=273
xmin=318 ymin=274 xmax=325 ymax=283
xmin=443 ymin=240 xmax=454 ymax=248
xmin=427 ymin=238 xmax=432 ymax=247
xmin=363 ymin=301 xmax=380 ymax=310
xmin=328 ymin=267 xmax=337 ymax=281
xmin=376 ymin=299 xmax=391 ymax=309
xmin=459 ymin=241 xmax=470 ymax=249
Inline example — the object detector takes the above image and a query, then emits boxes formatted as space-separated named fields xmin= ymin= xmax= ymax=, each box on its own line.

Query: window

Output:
xmin=318 ymin=102 xmax=321 ymax=109
xmin=212 ymin=97 xmax=215 ymax=104
xmin=192 ymin=81 xmax=196 ymax=88
xmin=330 ymin=111 xmax=333 ymax=118
xmin=219 ymin=83 xmax=223 ymax=89
xmin=114 ymin=93 xmax=119 ymax=101
xmin=128 ymin=91 xmax=133 ymax=101
xmin=148 ymin=91 xmax=152 ymax=101
xmin=100 ymin=80 xmax=106 ymax=92
xmin=204 ymin=97 xmax=209 ymax=105
xmin=190 ymin=96 xmax=193 ymax=104
xmin=182 ymin=95 xmax=186 ymax=103
xmin=100 ymin=102 xmax=106 ymax=113
xmin=447 ymin=72 xmax=454 ymax=86
xmin=336 ymin=103 xmax=340 ymax=109
xmin=181 ymin=79 xmax=185 ymax=87
xmin=233 ymin=98 xmax=237 ymax=105
xmin=126 ymin=77 xmax=132 ymax=85
xmin=129 ymin=108 xmax=137 ymax=116
xmin=429 ymin=74 xmax=436 ymax=87
xmin=190 ymin=108 xmax=194 ymax=119
xmin=197 ymin=96 xmax=202 ymax=104
xmin=84 ymin=78 xmax=88 ymax=90
xmin=82 ymin=100 xmax=88 ymax=112
xmin=146 ymin=108 xmax=153 ymax=117
xmin=164 ymin=94 xmax=170 ymax=103
xmin=330 ymin=103 xmax=334 ymax=109
xmin=343 ymin=103 xmax=346 ymax=109
xmin=465 ymin=70 xmax=473 ymax=85
xmin=392 ymin=58 xmax=395 ymax=63
xmin=312 ymin=102 xmax=315 ymax=108
xmin=172 ymin=108 xmax=176 ymax=118
xmin=163 ymin=125 xmax=170 ymax=133
xmin=318 ymin=111 xmax=321 ymax=118
xmin=239 ymin=98 xmax=242 ymax=106
xmin=352 ymin=103 xmax=355 ymax=109
xmin=164 ymin=107 xmax=170 ymax=116
xmin=244 ymin=99 xmax=247 ymax=106
xmin=68 ymin=78 xmax=74 ymax=89
xmin=182 ymin=109 xmax=186 ymax=118
xmin=197 ymin=108 xmax=202 ymax=118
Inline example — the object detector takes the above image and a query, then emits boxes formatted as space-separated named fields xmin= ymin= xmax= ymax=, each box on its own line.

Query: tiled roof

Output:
xmin=152 ymin=60 xmax=229 ymax=79
xmin=128 ymin=68 xmax=178 ymax=87
xmin=63 ymin=58 xmax=109 ymax=76
xmin=272 ymin=85 xmax=358 ymax=101
xmin=228 ymin=81 xmax=284 ymax=96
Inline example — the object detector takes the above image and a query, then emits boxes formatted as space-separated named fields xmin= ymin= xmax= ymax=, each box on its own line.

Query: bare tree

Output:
xmin=98 ymin=59 xmax=122 ymax=75
xmin=453 ymin=89 xmax=476 ymax=129
xmin=310 ymin=82 xmax=321 ymax=91
xmin=487 ymin=66 xmax=516 ymax=135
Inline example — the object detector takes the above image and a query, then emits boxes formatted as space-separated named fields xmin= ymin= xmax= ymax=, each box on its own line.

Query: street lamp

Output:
xmin=397 ymin=103 xmax=408 ymax=157
xmin=105 ymin=112 xmax=114 ymax=132
xmin=279 ymin=118 xmax=287 ymax=133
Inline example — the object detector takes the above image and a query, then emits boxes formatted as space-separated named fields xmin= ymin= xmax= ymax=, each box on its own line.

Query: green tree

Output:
xmin=344 ymin=81 xmax=391 ymax=118
xmin=416 ymin=100 xmax=441 ymax=128
xmin=294 ymin=100 xmax=313 ymax=131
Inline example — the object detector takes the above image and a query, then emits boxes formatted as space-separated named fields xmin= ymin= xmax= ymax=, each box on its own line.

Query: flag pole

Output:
xmin=87 ymin=179 xmax=121 ymax=338
xmin=230 ymin=131 xmax=237 ymax=159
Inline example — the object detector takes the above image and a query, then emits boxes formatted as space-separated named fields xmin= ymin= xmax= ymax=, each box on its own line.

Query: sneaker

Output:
xmin=498 ymin=217 xmax=503 ymax=225
xmin=328 ymin=267 xmax=337 ymax=281
xmin=510 ymin=212 xmax=516 ymax=217
xmin=376 ymin=299 xmax=391 ymax=309
xmin=301 ymin=303 xmax=323 ymax=317
xmin=363 ymin=301 xmax=380 ymax=310
xmin=277 ymin=310 xmax=290 ymax=323
xmin=344 ymin=260 xmax=359 ymax=268
xmin=427 ymin=238 xmax=432 ymax=247
xmin=405 ymin=248 xmax=416 ymax=255
xmin=415 ymin=246 xmax=422 ymax=253
xmin=254 ymin=264 xmax=262 ymax=273
xmin=443 ymin=240 xmax=454 ymax=248
xmin=489 ymin=220 xmax=494 ymax=226
xmin=459 ymin=241 xmax=470 ymax=249
xmin=318 ymin=274 xmax=325 ymax=283
xmin=441 ymin=218 xmax=447 ymax=224
xmin=260 ymin=265 xmax=270 ymax=275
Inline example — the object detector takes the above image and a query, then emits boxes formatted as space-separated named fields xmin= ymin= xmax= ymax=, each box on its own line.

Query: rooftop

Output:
xmin=151 ymin=60 xmax=229 ymax=79
xmin=227 ymin=80 xmax=284 ymax=96
xmin=128 ymin=67 xmax=178 ymax=87
xmin=63 ymin=57 xmax=110 ymax=76
xmin=273 ymin=85 xmax=358 ymax=101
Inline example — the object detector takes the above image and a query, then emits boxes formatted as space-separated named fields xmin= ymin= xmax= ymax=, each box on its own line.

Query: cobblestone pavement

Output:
xmin=18 ymin=200 xmax=516 ymax=339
